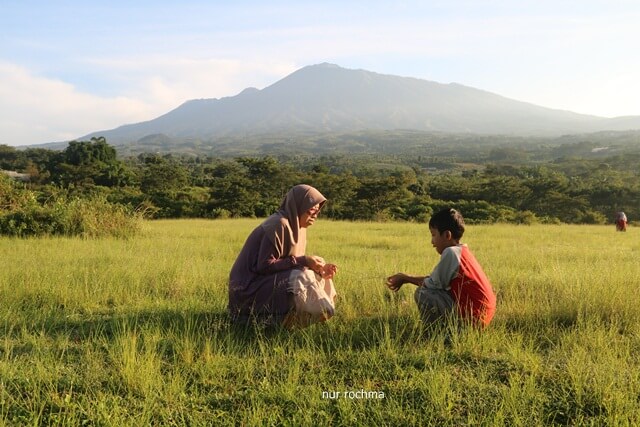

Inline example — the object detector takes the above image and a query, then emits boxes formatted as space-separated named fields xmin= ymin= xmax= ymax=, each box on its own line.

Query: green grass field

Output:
xmin=1 ymin=219 xmax=640 ymax=425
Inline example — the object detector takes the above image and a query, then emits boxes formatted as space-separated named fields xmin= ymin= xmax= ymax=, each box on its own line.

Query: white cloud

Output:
xmin=83 ymin=56 xmax=295 ymax=94
xmin=0 ymin=59 xmax=296 ymax=146
xmin=0 ymin=62 xmax=154 ymax=146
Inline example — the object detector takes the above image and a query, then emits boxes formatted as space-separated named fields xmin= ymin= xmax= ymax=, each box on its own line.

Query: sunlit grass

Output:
xmin=1 ymin=220 xmax=639 ymax=424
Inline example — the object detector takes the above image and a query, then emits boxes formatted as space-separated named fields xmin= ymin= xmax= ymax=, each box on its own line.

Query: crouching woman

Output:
xmin=228 ymin=184 xmax=337 ymax=329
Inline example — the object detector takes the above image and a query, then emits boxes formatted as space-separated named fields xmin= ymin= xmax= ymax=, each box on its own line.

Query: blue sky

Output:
xmin=2 ymin=0 xmax=640 ymax=146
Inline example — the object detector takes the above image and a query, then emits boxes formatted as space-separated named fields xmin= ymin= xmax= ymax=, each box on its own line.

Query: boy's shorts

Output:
xmin=414 ymin=286 xmax=455 ymax=324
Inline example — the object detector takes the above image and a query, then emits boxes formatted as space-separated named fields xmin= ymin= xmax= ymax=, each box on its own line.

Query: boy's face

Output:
xmin=429 ymin=226 xmax=456 ymax=254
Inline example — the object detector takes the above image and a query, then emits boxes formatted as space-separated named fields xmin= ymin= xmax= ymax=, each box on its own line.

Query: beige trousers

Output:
xmin=283 ymin=268 xmax=337 ymax=329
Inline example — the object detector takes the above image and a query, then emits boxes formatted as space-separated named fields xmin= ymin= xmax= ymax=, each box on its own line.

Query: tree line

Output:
xmin=1 ymin=137 xmax=638 ymax=228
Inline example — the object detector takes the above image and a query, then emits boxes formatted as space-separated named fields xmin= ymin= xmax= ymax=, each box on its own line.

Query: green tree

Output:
xmin=308 ymin=171 xmax=359 ymax=219
xmin=51 ymin=137 xmax=133 ymax=187
xmin=140 ymin=154 xmax=189 ymax=194
xmin=207 ymin=161 xmax=257 ymax=217
xmin=236 ymin=156 xmax=301 ymax=215
xmin=351 ymin=170 xmax=415 ymax=220
xmin=139 ymin=154 xmax=191 ymax=217
xmin=0 ymin=145 xmax=23 ymax=170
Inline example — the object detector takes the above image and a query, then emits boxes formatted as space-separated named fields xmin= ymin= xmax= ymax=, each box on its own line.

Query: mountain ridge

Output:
xmin=55 ymin=63 xmax=640 ymax=146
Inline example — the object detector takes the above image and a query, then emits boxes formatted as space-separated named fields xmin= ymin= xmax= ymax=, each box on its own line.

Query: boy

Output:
xmin=385 ymin=208 xmax=496 ymax=328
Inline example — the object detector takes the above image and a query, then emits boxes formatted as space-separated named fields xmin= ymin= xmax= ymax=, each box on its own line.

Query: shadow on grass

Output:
xmin=7 ymin=305 xmax=611 ymax=352
xmin=2 ymin=307 xmax=451 ymax=356
xmin=289 ymin=313 xmax=454 ymax=353
xmin=2 ymin=309 xmax=266 ymax=354
xmin=501 ymin=309 xmax=580 ymax=333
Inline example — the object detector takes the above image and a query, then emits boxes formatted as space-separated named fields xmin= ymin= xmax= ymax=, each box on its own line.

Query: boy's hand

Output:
xmin=385 ymin=274 xmax=404 ymax=292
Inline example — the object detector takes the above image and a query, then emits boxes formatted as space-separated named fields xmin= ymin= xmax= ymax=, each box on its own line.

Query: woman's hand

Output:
xmin=306 ymin=256 xmax=337 ymax=279
xmin=305 ymin=255 xmax=325 ymax=274
xmin=320 ymin=263 xmax=337 ymax=279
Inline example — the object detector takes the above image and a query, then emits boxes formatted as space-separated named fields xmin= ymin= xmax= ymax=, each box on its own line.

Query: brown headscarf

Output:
xmin=260 ymin=184 xmax=326 ymax=257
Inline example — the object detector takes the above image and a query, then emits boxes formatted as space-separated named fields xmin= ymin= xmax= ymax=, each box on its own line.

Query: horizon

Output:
xmin=2 ymin=0 xmax=640 ymax=147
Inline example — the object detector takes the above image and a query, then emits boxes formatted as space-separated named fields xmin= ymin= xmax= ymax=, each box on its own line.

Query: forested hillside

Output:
xmin=2 ymin=134 xmax=639 ymax=232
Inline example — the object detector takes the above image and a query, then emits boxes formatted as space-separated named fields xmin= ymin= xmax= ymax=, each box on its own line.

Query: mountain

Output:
xmin=80 ymin=63 xmax=639 ymax=144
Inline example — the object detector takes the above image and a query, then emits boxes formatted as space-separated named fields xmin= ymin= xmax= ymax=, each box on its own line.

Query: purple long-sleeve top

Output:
xmin=228 ymin=222 xmax=308 ymax=320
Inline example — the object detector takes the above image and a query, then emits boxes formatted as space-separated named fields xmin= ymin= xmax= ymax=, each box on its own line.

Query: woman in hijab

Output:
xmin=228 ymin=184 xmax=338 ymax=328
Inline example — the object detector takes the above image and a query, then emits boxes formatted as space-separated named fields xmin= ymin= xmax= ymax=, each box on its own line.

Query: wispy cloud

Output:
xmin=0 ymin=58 xmax=299 ymax=145
xmin=0 ymin=63 xmax=152 ymax=145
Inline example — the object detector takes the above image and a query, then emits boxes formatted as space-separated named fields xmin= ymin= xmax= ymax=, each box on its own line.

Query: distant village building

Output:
xmin=1 ymin=170 xmax=30 ymax=182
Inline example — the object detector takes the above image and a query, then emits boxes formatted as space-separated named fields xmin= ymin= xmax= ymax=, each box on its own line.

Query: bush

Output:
xmin=372 ymin=209 xmax=393 ymax=222
xmin=427 ymin=200 xmax=519 ymax=224
xmin=1 ymin=175 xmax=37 ymax=212
xmin=63 ymin=198 xmax=142 ymax=238
xmin=405 ymin=200 xmax=433 ymax=223
xmin=0 ymin=207 xmax=66 ymax=236
xmin=539 ymin=216 xmax=562 ymax=225
xmin=578 ymin=210 xmax=607 ymax=225
xmin=513 ymin=210 xmax=539 ymax=225
xmin=0 ymin=177 xmax=141 ymax=238
xmin=210 ymin=208 xmax=231 ymax=219
xmin=0 ymin=198 xmax=141 ymax=238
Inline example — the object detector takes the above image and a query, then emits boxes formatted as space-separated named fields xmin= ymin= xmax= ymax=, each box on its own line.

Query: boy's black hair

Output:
xmin=429 ymin=208 xmax=465 ymax=240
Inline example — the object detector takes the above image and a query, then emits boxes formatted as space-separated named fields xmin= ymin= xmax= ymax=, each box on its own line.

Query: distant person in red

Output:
xmin=616 ymin=211 xmax=628 ymax=232
xmin=386 ymin=208 xmax=496 ymax=328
